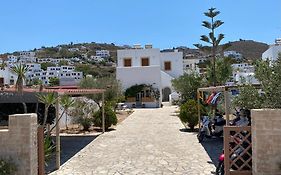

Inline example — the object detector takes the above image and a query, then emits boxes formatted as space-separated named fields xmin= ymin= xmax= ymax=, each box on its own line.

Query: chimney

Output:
xmin=133 ymin=44 xmax=142 ymax=49
xmin=145 ymin=44 xmax=153 ymax=49
xmin=275 ymin=38 xmax=281 ymax=45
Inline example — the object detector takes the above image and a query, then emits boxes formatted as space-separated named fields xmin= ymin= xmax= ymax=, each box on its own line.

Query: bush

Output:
xmin=179 ymin=99 xmax=198 ymax=131
xmin=44 ymin=136 xmax=55 ymax=166
xmin=78 ymin=118 xmax=92 ymax=131
xmin=0 ymin=159 xmax=17 ymax=175
xmin=93 ymin=104 xmax=117 ymax=130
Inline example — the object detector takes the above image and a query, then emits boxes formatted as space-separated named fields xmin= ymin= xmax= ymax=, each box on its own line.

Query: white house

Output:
xmin=19 ymin=51 xmax=36 ymax=58
xmin=116 ymin=45 xmax=183 ymax=108
xmin=7 ymin=55 xmax=18 ymax=63
xmin=235 ymin=72 xmax=259 ymax=85
xmin=224 ymin=51 xmax=243 ymax=60
xmin=0 ymin=67 xmax=18 ymax=85
xmin=231 ymin=63 xmax=259 ymax=85
xmin=262 ymin=38 xmax=281 ymax=61
xmin=96 ymin=50 xmax=110 ymax=58
xmin=183 ymin=57 xmax=207 ymax=74
xmin=90 ymin=56 xmax=105 ymax=62
xmin=47 ymin=66 xmax=83 ymax=86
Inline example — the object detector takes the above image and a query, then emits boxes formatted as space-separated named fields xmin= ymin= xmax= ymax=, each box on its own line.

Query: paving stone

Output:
xmin=49 ymin=106 xmax=215 ymax=175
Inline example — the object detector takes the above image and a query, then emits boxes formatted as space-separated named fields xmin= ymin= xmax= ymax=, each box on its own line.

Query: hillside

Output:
xmin=35 ymin=42 xmax=127 ymax=62
xmin=225 ymin=40 xmax=269 ymax=60
xmin=169 ymin=40 xmax=269 ymax=61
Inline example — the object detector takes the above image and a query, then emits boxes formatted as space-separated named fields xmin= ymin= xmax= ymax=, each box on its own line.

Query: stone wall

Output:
xmin=0 ymin=113 xmax=38 ymax=175
xmin=251 ymin=109 xmax=281 ymax=175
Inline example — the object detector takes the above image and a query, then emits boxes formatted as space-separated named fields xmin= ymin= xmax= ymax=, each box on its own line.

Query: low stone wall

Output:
xmin=251 ymin=109 xmax=281 ymax=175
xmin=0 ymin=113 xmax=38 ymax=175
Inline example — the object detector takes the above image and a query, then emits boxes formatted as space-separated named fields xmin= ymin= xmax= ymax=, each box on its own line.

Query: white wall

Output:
xmin=117 ymin=48 xmax=161 ymax=67
xmin=0 ymin=68 xmax=18 ymax=85
xmin=161 ymin=71 xmax=173 ymax=91
xmin=117 ymin=66 xmax=161 ymax=91
xmin=160 ymin=51 xmax=183 ymax=78
xmin=235 ymin=72 xmax=259 ymax=84
xmin=262 ymin=45 xmax=281 ymax=61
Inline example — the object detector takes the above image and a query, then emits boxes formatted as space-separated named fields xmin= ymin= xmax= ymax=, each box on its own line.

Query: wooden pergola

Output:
xmin=1 ymin=86 xmax=106 ymax=170
xmin=197 ymin=84 xmax=261 ymax=127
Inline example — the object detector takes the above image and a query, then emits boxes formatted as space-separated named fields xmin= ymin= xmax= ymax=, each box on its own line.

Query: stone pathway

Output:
xmin=50 ymin=106 xmax=215 ymax=175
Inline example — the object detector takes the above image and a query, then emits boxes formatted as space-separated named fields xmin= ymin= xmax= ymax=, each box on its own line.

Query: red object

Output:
xmin=205 ymin=92 xmax=216 ymax=104
xmin=219 ymin=153 xmax=224 ymax=161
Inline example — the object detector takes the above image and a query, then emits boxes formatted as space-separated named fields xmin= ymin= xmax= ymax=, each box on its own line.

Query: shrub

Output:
xmin=44 ymin=136 xmax=55 ymax=166
xmin=232 ymin=85 xmax=262 ymax=109
xmin=0 ymin=159 xmax=17 ymax=175
xmin=70 ymin=98 xmax=97 ymax=131
xmin=179 ymin=99 xmax=198 ymax=131
xmin=93 ymin=104 xmax=117 ymax=130
xmin=78 ymin=118 xmax=92 ymax=131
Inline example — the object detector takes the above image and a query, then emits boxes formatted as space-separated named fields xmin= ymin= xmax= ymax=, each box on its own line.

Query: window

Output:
xmin=164 ymin=61 xmax=171 ymax=71
xmin=145 ymin=90 xmax=150 ymax=97
xmin=141 ymin=57 xmax=149 ymax=66
xmin=123 ymin=58 xmax=132 ymax=67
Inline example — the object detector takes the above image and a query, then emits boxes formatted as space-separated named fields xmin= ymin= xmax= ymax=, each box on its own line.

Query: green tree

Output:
xmin=49 ymin=77 xmax=59 ymax=86
xmin=205 ymin=57 xmax=233 ymax=85
xmin=58 ymin=60 xmax=69 ymax=66
xmin=179 ymin=99 xmax=198 ymax=131
xmin=31 ymin=78 xmax=43 ymax=85
xmin=171 ymin=73 xmax=202 ymax=103
xmin=80 ymin=76 xmax=123 ymax=109
xmin=37 ymin=92 xmax=58 ymax=127
xmin=11 ymin=64 xmax=28 ymax=92
xmin=93 ymin=104 xmax=117 ymax=130
xmin=40 ymin=62 xmax=56 ymax=71
xmin=194 ymin=7 xmax=229 ymax=86
xmin=254 ymin=54 xmax=281 ymax=108
xmin=60 ymin=95 xmax=75 ymax=130
xmin=0 ymin=60 xmax=7 ymax=70
xmin=232 ymin=85 xmax=262 ymax=109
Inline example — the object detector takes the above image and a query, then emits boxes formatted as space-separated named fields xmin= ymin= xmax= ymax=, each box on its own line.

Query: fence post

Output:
xmin=38 ymin=126 xmax=45 ymax=175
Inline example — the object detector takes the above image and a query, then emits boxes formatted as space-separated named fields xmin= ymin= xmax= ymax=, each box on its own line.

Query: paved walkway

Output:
xmin=50 ymin=106 xmax=215 ymax=175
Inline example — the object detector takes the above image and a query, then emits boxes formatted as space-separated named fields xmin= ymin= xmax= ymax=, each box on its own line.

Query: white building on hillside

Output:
xmin=96 ymin=50 xmax=110 ymax=58
xmin=90 ymin=56 xmax=105 ymax=62
xmin=183 ymin=57 xmax=207 ymax=74
xmin=116 ymin=45 xmax=183 ymax=108
xmin=262 ymin=38 xmax=281 ymax=61
xmin=231 ymin=63 xmax=259 ymax=84
xmin=224 ymin=51 xmax=243 ymax=60
xmin=47 ymin=66 xmax=83 ymax=86
xmin=19 ymin=51 xmax=36 ymax=58
xmin=7 ymin=55 xmax=18 ymax=63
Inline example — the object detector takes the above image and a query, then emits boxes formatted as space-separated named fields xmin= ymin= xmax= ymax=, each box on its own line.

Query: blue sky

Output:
xmin=0 ymin=0 xmax=280 ymax=53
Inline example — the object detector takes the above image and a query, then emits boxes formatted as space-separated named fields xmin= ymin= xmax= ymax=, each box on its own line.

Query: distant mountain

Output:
xmin=168 ymin=40 xmax=269 ymax=61
xmin=1 ymin=40 xmax=269 ymax=62
xmin=225 ymin=40 xmax=269 ymax=60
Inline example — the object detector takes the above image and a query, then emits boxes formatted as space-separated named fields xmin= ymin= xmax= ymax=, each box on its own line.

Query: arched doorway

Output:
xmin=162 ymin=87 xmax=171 ymax=102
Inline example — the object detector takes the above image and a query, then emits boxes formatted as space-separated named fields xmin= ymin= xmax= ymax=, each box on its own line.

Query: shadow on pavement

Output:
xmin=200 ymin=137 xmax=223 ymax=167
xmin=179 ymin=128 xmax=199 ymax=133
xmin=46 ymin=135 xmax=98 ymax=174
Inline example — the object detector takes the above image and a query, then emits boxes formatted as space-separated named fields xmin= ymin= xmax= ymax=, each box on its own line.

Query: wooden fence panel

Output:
xmin=224 ymin=126 xmax=252 ymax=175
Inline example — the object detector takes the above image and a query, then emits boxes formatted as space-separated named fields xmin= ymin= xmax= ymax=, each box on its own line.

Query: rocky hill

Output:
xmin=225 ymin=40 xmax=269 ymax=60
xmin=170 ymin=40 xmax=269 ymax=61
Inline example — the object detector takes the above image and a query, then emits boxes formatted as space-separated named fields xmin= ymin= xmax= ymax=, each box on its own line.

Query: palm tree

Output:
xmin=60 ymin=95 xmax=75 ymax=130
xmin=11 ymin=63 xmax=28 ymax=92
xmin=37 ymin=92 xmax=58 ymax=127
